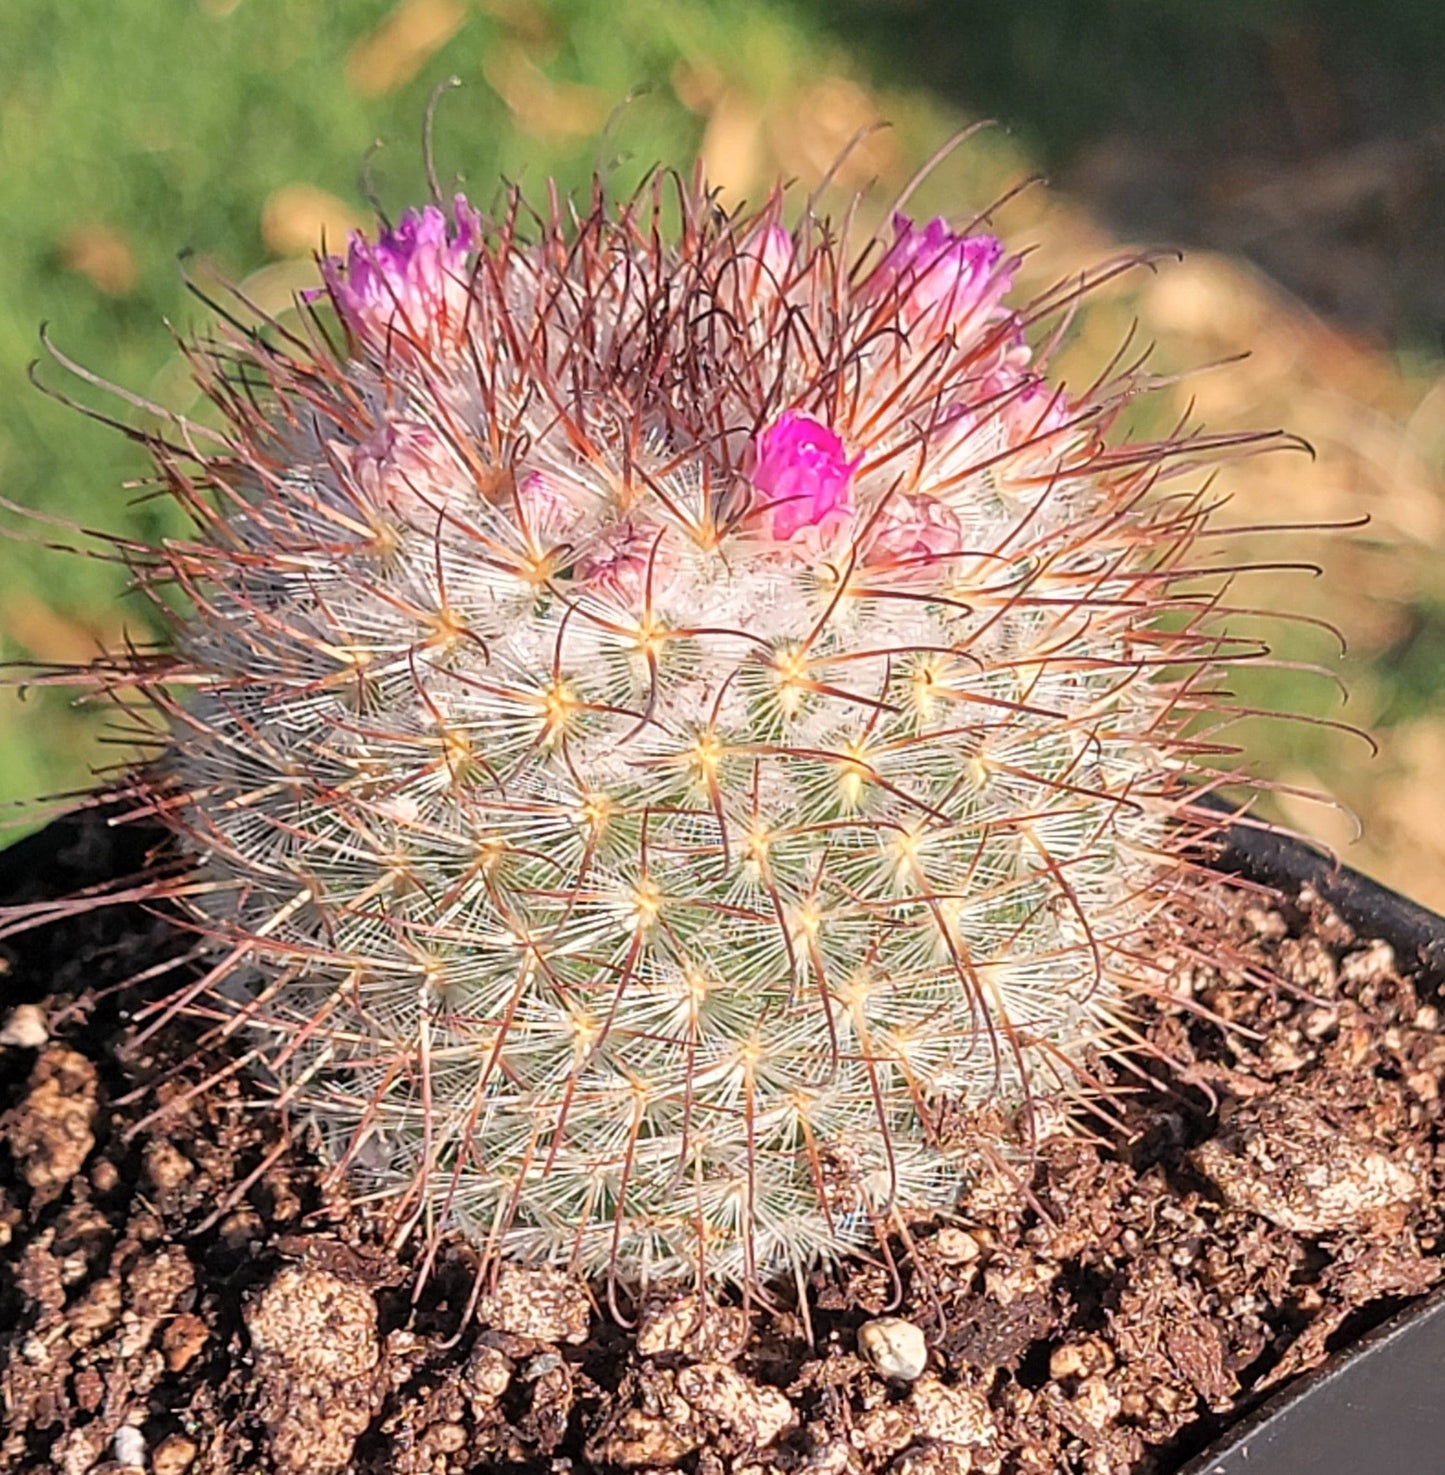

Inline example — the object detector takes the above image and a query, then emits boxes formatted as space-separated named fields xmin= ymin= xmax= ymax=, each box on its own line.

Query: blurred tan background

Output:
xmin=1 ymin=0 xmax=1442 ymax=904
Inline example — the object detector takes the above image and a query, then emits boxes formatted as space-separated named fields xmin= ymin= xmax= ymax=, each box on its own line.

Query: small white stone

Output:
xmin=858 ymin=1316 xmax=929 ymax=1382
xmin=931 ymin=1227 xmax=982 ymax=1265
xmin=112 ymin=1425 xmax=146 ymax=1468
xmin=0 ymin=1004 xmax=48 ymax=1050
xmin=466 ymin=1341 xmax=514 ymax=1403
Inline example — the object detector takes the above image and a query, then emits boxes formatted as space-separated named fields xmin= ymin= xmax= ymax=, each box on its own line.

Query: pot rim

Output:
xmin=1204 ymin=796 xmax=1445 ymax=982
xmin=1179 ymin=796 xmax=1445 ymax=1472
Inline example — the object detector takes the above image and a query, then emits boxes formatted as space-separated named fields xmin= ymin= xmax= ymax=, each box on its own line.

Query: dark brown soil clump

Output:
xmin=2 ymin=813 xmax=1442 ymax=1474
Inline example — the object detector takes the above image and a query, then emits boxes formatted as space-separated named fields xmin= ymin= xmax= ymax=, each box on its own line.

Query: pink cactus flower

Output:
xmin=749 ymin=412 xmax=859 ymax=544
xmin=501 ymin=469 xmax=620 ymax=570
xmin=319 ymin=195 xmax=482 ymax=350
xmin=863 ymin=493 xmax=964 ymax=573
xmin=863 ymin=214 xmax=1013 ymax=338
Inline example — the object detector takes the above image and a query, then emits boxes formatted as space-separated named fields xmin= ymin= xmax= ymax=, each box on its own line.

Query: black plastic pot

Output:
xmin=3 ymin=804 xmax=1444 ymax=1475
xmin=1180 ymin=813 xmax=1445 ymax=1475
xmin=1210 ymin=809 xmax=1445 ymax=986
xmin=1180 ymin=1276 xmax=1445 ymax=1475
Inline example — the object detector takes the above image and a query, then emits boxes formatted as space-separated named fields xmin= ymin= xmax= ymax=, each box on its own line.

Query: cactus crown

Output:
xmin=24 ymin=171 xmax=1274 ymax=1290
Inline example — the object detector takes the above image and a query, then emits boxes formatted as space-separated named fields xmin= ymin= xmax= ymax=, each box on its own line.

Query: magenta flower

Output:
xmin=319 ymin=195 xmax=482 ymax=349
xmin=749 ymin=412 xmax=858 ymax=544
xmin=863 ymin=493 xmax=963 ymax=573
xmin=864 ymin=214 xmax=1012 ymax=337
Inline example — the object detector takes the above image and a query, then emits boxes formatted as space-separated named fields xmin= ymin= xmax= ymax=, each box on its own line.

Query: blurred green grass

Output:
xmin=0 ymin=0 xmax=994 ymax=814
xmin=3 ymin=0 xmax=1443 ymax=902
xmin=0 ymin=0 xmax=749 ymax=810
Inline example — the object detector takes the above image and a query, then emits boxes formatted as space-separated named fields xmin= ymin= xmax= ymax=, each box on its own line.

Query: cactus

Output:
xmin=16 ymin=173 xmax=1283 ymax=1291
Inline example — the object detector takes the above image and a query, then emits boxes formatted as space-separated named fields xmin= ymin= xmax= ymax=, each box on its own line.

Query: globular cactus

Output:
xmin=20 ymin=170 xmax=1276 ymax=1291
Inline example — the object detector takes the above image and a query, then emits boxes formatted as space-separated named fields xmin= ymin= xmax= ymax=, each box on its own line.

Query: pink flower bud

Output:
xmin=743 ymin=223 xmax=793 ymax=291
xmin=1005 ymin=377 xmax=1073 ymax=440
xmin=979 ymin=371 xmax=1074 ymax=447
xmin=318 ymin=195 xmax=482 ymax=351
xmin=749 ymin=412 xmax=858 ymax=544
xmin=935 ymin=370 xmax=1074 ymax=463
xmin=573 ymin=522 xmax=673 ymax=603
xmin=863 ymin=214 xmax=1012 ymax=338
xmin=351 ymin=421 xmax=456 ymax=518
xmin=511 ymin=470 xmax=585 ymax=548
xmin=862 ymin=493 xmax=963 ymax=574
